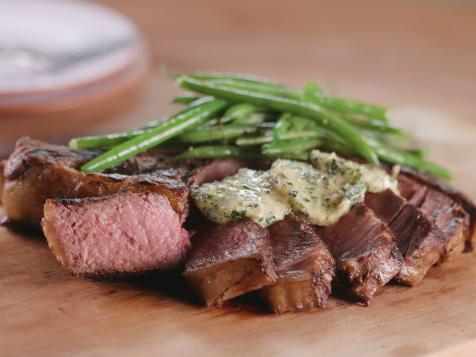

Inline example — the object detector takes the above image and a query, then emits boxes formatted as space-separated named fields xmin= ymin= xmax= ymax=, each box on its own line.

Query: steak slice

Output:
xmin=186 ymin=159 xmax=250 ymax=186
xmin=365 ymin=190 xmax=442 ymax=286
xmin=398 ymin=175 xmax=469 ymax=262
xmin=2 ymin=138 xmax=189 ymax=226
xmin=42 ymin=191 xmax=191 ymax=277
xmin=316 ymin=203 xmax=403 ymax=305
xmin=183 ymin=220 xmax=277 ymax=307
xmin=400 ymin=168 xmax=476 ymax=251
xmin=261 ymin=215 xmax=335 ymax=313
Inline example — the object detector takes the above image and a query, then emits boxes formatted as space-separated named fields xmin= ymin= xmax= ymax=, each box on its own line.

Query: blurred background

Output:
xmin=0 ymin=0 xmax=475 ymax=185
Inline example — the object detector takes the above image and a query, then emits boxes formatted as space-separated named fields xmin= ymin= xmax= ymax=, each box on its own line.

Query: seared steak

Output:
xmin=1 ymin=138 xmax=250 ymax=227
xmin=398 ymin=175 xmax=469 ymax=262
xmin=316 ymin=203 xmax=403 ymax=305
xmin=400 ymin=168 xmax=476 ymax=251
xmin=186 ymin=159 xmax=250 ymax=186
xmin=183 ymin=220 xmax=277 ymax=306
xmin=42 ymin=191 xmax=191 ymax=276
xmin=365 ymin=190 xmax=442 ymax=286
xmin=261 ymin=215 xmax=335 ymax=313
xmin=1 ymin=138 xmax=189 ymax=226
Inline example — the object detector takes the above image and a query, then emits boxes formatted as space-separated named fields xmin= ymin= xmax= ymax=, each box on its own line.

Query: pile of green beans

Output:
xmin=72 ymin=72 xmax=451 ymax=179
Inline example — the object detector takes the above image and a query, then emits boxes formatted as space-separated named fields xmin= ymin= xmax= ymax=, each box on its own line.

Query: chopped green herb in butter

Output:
xmin=192 ymin=151 xmax=398 ymax=228
xmin=310 ymin=150 xmax=398 ymax=194
xmin=191 ymin=168 xmax=290 ymax=227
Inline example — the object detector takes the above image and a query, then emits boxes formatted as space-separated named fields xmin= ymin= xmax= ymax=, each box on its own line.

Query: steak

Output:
xmin=365 ymin=190 xmax=442 ymax=286
xmin=261 ymin=215 xmax=335 ymax=313
xmin=316 ymin=203 xmax=403 ymax=305
xmin=186 ymin=159 xmax=250 ymax=186
xmin=400 ymin=168 xmax=476 ymax=251
xmin=1 ymin=138 xmax=250 ymax=227
xmin=183 ymin=220 xmax=277 ymax=306
xmin=398 ymin=175 xmax=469 ymax=262
xmin=42 ymin=191 xmax=191 ymax=276
xmin=1 ymin=138 xmax=187 ymax=226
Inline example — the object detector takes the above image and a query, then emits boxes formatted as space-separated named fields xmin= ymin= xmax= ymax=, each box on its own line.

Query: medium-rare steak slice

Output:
xmin=42 ymin=191 xmax=191 ymax=276
xmin=400 ymin=168 xmax=476 ymax=251
xmin=2 ymin=138 xmax=189 ymax=226
xmin=398 ymin=175 xmax=469 ymax=262
xmin=183 ymin=220 xmax=277 ymax=307
xmin=316 ymin=203 xmax=403 ymax=305
xmin=365 ymin=190 xmax=442 ymax=286
xmin=261 ymin=215 xmax=335 ymax=313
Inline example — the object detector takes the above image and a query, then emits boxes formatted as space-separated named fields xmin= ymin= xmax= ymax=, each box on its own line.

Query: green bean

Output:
xmin=317 ymin=97 xmax=389 ymax=122
xmin=172 ymin=93 xmax=200 ymax=105
xmin=262 ymin=138 xmax=321 ymax=156
xmin=343 ymin=116 xmax=407 ymax=135
xmin=302 ymin=81 xmax=324 ymax=101
xmin=236 ymin=131 xmax=323 ymax=146
xmin=221 ymin=103 xmax=263 ymax=123
xmin=178 ymin=125 xmax=256 ymax=144
xmin=206 ymin=78 xmax=300 ymax=99
xmin=69 ymin=130 xmax=146 ymax=149
xmin=189 ymin=72 xmax=283 ymax=86
xmin=273 ymin=113 xmax=292 ymax=140
xmin=178 ymin=76 xmax=379 ymax=164
xmin=173 ymin=145 xmax=260 ymax=160
xmin=366 ymin=137 xmax=451 ymax=179
xmin=198 ymin=76 xmax=389 ymax=122
xmin=70 ymin=97 xmax=221 ymax=149
xmin=80 ymin=97 xmax=227 ymax=173
xmin=404 ymin=147 xmax=427 ymax=159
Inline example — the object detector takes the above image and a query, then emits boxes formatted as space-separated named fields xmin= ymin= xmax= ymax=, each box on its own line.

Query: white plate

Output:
xmin=0 ymin=0 xmax=143 ymax=95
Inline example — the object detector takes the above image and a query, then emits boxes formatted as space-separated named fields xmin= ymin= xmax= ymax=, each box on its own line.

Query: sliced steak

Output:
xmin=389 ymin=204 xmax=442 ymax=285
xmin=2 ymin=138 xmax=254 ymax=227
xmin=42 ymin=191 xmax=191 ymax=277
xmin=261 ymin=215 xmax=335 ymax=313
xmin=2 ymin=138 xmax=189 ymax=226
xmin=186 ymin=159 xmax=250 ymax=186
xmin=316 ymin=203 xmax=403 ymax=305
xmin=183 ymin=220 xmax=277 ymax=307
xmin=400 ymin=168 xmax=476 ymax=251
xmin=365 ymin=190 xmax=442 ymax=286
xmin=398 ymin=175 xmax=469 ymax=262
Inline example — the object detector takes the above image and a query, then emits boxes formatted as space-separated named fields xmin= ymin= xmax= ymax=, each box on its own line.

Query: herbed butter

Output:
xmin=310 ymin=150 xmax=398 ymax=194
xmin=191 ymin=168 xmax=291 ymax=227
xmin=192 ymin=151 xmax=398 ymax=228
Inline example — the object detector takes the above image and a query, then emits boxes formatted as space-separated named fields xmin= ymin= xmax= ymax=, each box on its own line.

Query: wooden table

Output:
xmin=1 ymin=1 xmax=476 ymax=356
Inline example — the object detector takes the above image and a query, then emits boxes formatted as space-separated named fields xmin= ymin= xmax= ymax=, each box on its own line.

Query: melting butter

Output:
xmin=192 ymin=151 xmax=398 ymax=228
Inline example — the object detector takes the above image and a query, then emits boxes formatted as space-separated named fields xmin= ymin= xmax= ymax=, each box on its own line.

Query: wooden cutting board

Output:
xmin=1 ymin=224 xmax=476 ymax=357
xmin=1 ymin=112 xmax=476 ymax=357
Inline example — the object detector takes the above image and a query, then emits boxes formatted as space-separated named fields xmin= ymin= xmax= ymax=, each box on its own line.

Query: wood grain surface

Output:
xmin=1 ymin=1 xmax=476 ymax=356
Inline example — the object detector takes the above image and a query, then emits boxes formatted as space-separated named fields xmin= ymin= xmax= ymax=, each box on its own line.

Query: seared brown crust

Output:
xmin=390 ymin=205 xmax=442 ymax=285
xmin=316 ymin=204 xmax=403 ymax=305
xmin=261 ymin=215 xmax=335 ymax=312
xmin=398 ymin=175 xmax=469 ymax=263
xmin=365 ymin=190 xmax=442 ymax=286
xmin=400 ymin=168 xmax=476 ymax=252
xmin=2 ymin=138 xmax=189 ymax=226
xmin=184 ymin=220 xmax=277 ymax=306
